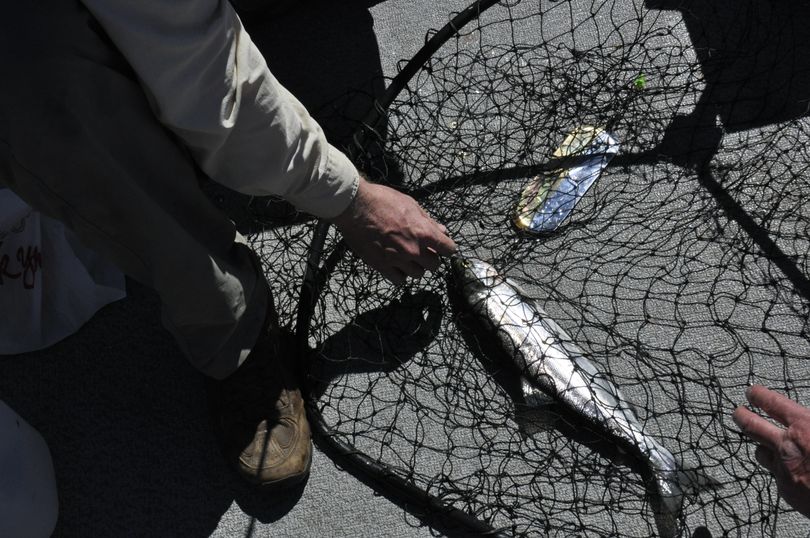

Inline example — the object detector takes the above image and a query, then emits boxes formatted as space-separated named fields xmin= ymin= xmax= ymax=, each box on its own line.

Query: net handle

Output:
xmin=295 ymin=0 xmax=502 ymax=355
xmin=292 ymin=1 xmax=511 ymax=536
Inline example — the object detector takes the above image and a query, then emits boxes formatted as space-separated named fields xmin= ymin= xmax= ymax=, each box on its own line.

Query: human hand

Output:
xmin=329 ymin=177 xmax=457 ymax=284
xmin=733 ymin=385 xmax=810 ymax=518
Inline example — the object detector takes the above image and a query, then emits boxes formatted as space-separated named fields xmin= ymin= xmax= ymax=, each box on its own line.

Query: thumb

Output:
xmin=430 ymin=235 xmax=457 ymax=256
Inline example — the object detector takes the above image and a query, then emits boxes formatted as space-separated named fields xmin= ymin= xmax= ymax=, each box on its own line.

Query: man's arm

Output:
xmin=80 ymin=0 xmax=455 ymax=279
xmin=79 ymin=0 xmax=357 ymax=218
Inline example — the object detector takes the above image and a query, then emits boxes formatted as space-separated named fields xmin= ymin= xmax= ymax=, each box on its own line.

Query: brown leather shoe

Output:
xmin=208 ymin=323 xmax=312 ymax=488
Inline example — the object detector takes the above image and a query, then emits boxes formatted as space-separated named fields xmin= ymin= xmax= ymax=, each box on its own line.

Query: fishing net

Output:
xmin=245 ymin=0 xmax=810 ymax=535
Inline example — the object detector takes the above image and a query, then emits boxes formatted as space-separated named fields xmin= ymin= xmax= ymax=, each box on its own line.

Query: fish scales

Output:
xmin=479 ymin=272 xmax=666 ymax=464
xmin=450 ymin=256 xmax=711 ymax=538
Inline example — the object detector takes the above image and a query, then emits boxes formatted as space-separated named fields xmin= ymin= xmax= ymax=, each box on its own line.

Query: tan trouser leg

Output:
xmin=0 ymin=0 xmax=267 ymax=378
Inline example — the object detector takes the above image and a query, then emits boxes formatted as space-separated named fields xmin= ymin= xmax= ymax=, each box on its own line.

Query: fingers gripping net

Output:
xmin=249 ymin=0 xmax=810 ymax=536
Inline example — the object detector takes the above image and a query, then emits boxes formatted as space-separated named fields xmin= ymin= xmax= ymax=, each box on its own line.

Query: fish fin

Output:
xmin=519 ymin=377 xmax=555 ymax=408
xmin=513 ymin=377 xmax=559 ymax=436
xmin=649 ymin=465 xmax=720 ymax=538
xmin=676 ymin=465 xmax=722 ymax=493
xmin=649 ymin=470 xmax=686 ymax=538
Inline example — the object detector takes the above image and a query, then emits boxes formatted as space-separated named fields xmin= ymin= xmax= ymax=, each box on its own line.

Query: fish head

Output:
xmin=449 ymin=256 xmax=505 ymax=296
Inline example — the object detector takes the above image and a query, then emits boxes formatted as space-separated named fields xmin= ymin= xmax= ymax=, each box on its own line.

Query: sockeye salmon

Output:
xmin=449 ymin=256 xmax=714 ymax=538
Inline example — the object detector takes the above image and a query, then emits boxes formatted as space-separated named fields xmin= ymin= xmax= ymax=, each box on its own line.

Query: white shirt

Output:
xmin=80 ymin=0 xmax=359 ymax=219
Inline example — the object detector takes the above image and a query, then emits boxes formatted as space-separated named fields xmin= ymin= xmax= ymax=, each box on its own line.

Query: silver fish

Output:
xmin=450 ymin=256 xmax=712 ymax=538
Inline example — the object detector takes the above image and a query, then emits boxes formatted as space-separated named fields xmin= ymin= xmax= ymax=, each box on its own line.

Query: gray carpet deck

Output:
xmin=2 ymin=1 xmax=809 ymax=537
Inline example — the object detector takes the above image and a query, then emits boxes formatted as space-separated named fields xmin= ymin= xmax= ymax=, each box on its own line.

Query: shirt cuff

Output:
xmin=291 ymin=145 xmax=360 ymax=219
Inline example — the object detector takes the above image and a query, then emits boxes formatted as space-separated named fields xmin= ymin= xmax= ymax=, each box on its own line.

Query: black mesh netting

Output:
xmin=244 ymin=0 xmax=810 ymax=536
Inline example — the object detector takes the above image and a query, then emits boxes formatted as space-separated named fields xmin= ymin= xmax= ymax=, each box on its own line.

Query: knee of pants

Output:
xmin=0 ymin=401 xmax=59 ymax=538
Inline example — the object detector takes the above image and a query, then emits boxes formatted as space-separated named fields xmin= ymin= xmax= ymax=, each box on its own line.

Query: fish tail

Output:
xmin=649 ymin=470 xmax=685 ymax=538
xmin=649 ymin=466 xmax=720 ymax=538
xmin=676 ymin=466 xmax=722 ymax=491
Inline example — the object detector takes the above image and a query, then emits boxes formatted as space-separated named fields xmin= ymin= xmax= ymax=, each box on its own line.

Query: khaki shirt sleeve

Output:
xmin=80 ymin=0 xmax=359 ymax=219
